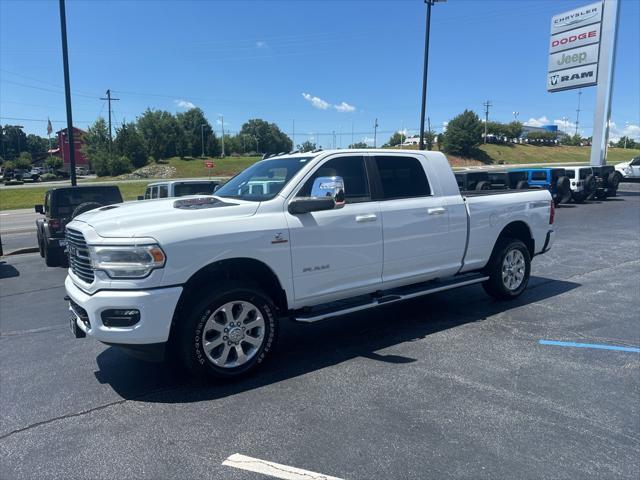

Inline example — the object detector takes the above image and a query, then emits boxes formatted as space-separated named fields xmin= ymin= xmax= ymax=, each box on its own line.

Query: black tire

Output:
xmin=482 ymin=238 xmax=531 ymax=300
xmin=476 ymin=181 xmax=491 ymax=191
xmin=585 ymin=174 xmax=596 ymax=200
xmin=44 ymin=243 xmax=61 ymax=267
xmin=607 ymin=171 xmax=621 ymax=190
xmin=556 ymin=176 xmax=571 ymax=204
xmin=515 ymin=180 xmax=529 ymax=190
xmin=37 ymin=231 xmax=45 ymax=258
xmin=71 ymin=202 xmax=103 ymax=218
xmin=177 ymin=282 xmax=278 ymax=381
xmin=596 ymin=189 xmax=608 ymax=200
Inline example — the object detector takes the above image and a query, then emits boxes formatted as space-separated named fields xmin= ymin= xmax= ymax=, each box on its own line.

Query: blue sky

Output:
xmin=1 ymin=0 xmax=639 ymax=148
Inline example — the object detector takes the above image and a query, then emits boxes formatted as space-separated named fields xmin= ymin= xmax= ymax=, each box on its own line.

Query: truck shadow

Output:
xmin=94 ymin=275 xmax=580 ymax=402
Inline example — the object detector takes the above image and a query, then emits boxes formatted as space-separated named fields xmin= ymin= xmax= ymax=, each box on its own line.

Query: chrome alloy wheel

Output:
xmin=501 ymin=249 xmax=526 ymax=291
xmin=201 ymin=301 xmax=265 ymax=368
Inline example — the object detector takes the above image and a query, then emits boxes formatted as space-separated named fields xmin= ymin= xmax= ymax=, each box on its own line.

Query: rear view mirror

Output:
xmin=310 ymin=176 xmax=345 ymax=208
xmin=35 ymin=204 xmax=44 ymax=214
xmin=213 ymin=184 xmax=221 ymax=193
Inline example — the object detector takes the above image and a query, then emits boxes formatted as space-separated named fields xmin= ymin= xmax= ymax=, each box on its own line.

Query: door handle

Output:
xmin=428 ymin=207 xmax=446 ymax=215
xmin=355 ymin=214 xmax=377 ymax=223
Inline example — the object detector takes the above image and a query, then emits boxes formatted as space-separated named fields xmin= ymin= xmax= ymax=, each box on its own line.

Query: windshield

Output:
xmin=215 ymin=157 xmax=312 ymax=201
xmin=174 ymin=182 xmax=218 ymax=197
xmin=565 ymin=170 xmax=575 ymax=179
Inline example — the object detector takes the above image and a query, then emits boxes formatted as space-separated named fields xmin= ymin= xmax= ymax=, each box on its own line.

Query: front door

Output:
xmin=285 ymin=154 xmax=383 ymax=306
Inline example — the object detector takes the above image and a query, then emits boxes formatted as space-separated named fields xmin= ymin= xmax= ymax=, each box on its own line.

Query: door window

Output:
xmin=298 ymin=156 xmax=370 ymax=203
xmin=531 ymin=171 xmax=547 ymax=181
xmin=158 ymin=185 xmax=168 ymax=198
xmin=151 ymin=186 xmax=159 ymax=199
xmin=144 ymin=188 xmax=151 ymax=200
xmin=374 ymin=156 xmax=430 ymax=199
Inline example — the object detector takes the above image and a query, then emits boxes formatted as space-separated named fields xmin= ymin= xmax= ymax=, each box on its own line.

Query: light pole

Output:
xmin=418 ymin=0 xmax=445 ymax=150
xmin=58 ymin=0 xmax=77 ymax=186
xmin=219 ymin=115 xmax=225 ymax=157
xmin=373 ymin=119 xmax=378 ymax=148
xmin=513 ymin=111 xmax=519 ymax=122
xmin=200 ymin=124 xmax=206 ymax=158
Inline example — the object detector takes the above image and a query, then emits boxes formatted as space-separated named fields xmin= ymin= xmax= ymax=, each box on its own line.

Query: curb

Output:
xmin=4 ymin=247 xmax=40 ymax=256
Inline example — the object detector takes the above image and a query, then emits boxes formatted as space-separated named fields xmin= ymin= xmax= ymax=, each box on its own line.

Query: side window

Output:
xmin=631 ymin=157 xmax=640 ymax=166
xmin=144 ymin=188 xmax=151 ymax=200
xmin=579 ymin=169 xmax=590 ymax=179
xmin=158 ymin=185 xmax=168 ymax=198
xmin=298 ymin=156 xmax=370 ymax=203
xmin=531 ymin=171 xmax=547 ymax=181
xmin=375 ymin=156 xmax=430 ymax=199
xmin=151 ymin=186 xmax=159 ymax=199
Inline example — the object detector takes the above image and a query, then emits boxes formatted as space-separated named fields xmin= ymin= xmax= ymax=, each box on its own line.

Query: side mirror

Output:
xmin=213 ymin=184 xmax=221 ymax=193
xmin=288 ymin=176 xmax=346 ymax=215
xmin=35 ymin=204 xmax=44 ymax=214
xmin=310 ymin=176 xmax=345 ymax=208
xmin=137 ymin=195 xmax=144 ymax=201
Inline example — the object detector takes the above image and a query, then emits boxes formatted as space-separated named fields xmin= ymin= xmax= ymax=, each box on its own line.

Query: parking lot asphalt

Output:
xmin=1 ymin=184 xmax=639 ymax=480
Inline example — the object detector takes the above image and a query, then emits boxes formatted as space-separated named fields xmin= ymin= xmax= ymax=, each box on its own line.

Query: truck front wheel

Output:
xmin=483 ymin=238 xmax=531 ymax=300
xmin=177 ymin=283 xmax=278 ymax=381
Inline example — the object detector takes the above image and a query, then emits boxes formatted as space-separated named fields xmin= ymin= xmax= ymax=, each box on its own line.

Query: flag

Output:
xmin=47 ymin=118 xmax=53 ymax=136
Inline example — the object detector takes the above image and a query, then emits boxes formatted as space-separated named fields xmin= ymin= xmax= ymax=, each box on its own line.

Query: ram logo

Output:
xmin=302 ymin=264 xmax=330 ymax=273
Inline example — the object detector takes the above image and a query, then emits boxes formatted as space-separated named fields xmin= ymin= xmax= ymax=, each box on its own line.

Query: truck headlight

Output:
xmin=89 ymin=244 xmax=166 ymax=278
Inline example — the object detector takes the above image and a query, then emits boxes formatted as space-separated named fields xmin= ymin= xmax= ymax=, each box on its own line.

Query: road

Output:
xmin=0 ymin=209 xmax=38 ymax=253
xmin=1 ymin=185 xmax=639 ymax=479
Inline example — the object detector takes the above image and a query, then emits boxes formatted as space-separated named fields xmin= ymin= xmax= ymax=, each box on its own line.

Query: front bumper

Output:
xmin=65 ymin=275 xmax=182 ymax=345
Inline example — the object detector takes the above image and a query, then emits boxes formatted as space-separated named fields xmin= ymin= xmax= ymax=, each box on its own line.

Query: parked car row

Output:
xmin=455 ymin=165 xmax=623 ymax=206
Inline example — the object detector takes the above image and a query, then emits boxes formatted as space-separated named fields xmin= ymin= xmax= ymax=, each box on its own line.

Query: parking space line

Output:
xmin=539 ymin=340 xmax=640 ymax=353
xmin=222 ymin=453 xmax=344 ymax=480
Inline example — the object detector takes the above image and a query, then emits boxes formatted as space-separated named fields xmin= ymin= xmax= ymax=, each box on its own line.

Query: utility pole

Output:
xmin=332 ymin=130 xmax=336 ymax=149
xmin=292 ymin=119 xmax=295 ymax=150
xmin=374 ymin=118 xmax=378 ymax=148
xmin=219 ymin=115 xmax=225 ymax=157
xmin=574 ymin=90 xmax=582 ymax=136
xmin=100 ymin=89 xmax=119 ymax=152
xmin=418 ymin=0 xmax=444 ymax=150
xmin=624 ymin=121 xmax=629 ymax=148
xmin=427 ymin=117 xmax=432 ymax=150
xmin=513 ymin=111 xmax=519 ymax=122
xmin=400 ymin=120 xmax=404 ymax=147
xmin=351 ymin=122 xmax=354 ymax=148
xmin=58 ymin=0 xmax=77 ymax=186
xmin=483 ymin=100 xmax=492 ymax=143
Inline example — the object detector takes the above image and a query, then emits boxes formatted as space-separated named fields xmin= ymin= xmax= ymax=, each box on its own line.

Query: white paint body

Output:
xmin=615 ymin=156 xmax=640 ymax=179
xmin=65 ymin=150 xmax=554 ymax=346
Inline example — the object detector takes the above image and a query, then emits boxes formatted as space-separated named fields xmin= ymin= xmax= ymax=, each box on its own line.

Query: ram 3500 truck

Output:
xmin=65 ymin=150 xmax=555 ymax=380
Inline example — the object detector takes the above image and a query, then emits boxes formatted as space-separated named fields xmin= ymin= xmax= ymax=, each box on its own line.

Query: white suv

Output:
xmin=615 ymin=156 xmax=640 ymax=179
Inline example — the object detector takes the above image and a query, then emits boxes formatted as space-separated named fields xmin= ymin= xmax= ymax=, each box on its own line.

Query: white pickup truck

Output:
xmin=65 ymin=150 xmax=555 ymax=380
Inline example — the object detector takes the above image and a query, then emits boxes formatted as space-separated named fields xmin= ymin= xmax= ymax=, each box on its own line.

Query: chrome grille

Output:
xmin=66 ymin=228 xmax=94 ymax=283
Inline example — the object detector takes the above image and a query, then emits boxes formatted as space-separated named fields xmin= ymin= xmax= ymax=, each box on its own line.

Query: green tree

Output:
xmin=1 ymin=125 xmax=27 ymax=161
xmin=504 ymin=121 xmax=523 ymax=141
xmin=175 ymin=108 xmax=219 ymax=157
xmin=616 ymin=136 xmax=637 ymax=149
xmin=137 ymin=109 xmax=185 ymax=160
xmin=45 ymin=156 xmax=63 ymax=171
xmin=16 ymin=152 xmax=32 ymax=169
xmin=348 ymin=141 xmax=368 ymax=149
xmin=424 ymin=129 xmax=436 ymax=150
xmin=387 ymin=131 xmax=403 ymax=147
xmin=239 ymin=119 xmax=292 ymax=155
xmin=442 ymin=110 xmax=483 ymax=156
xmin=25 ymin=134 xmax=49 ymax=159
xmin=108 ymin=155 xmax=133 ymax=176
xmin=89 ymin=151 xmax=111 ymax=176
xmin=115 ymin=122 xmax=148 ymax=168
xmin=83 ymin=118 xmax=110 ymax=170
xmin=298 ymin=140 xmax=316 ymax=152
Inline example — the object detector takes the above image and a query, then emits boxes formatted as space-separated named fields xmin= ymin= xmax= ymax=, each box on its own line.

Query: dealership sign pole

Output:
xmin=547 ymin=0 xmax=619 ymax=166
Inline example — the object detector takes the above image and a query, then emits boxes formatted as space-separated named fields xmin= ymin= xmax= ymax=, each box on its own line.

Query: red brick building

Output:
xmin=57 ymin=127 xmax=88 ymax=169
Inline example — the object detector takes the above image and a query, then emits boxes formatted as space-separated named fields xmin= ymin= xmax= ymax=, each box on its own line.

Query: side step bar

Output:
xmin=294 ymin=273 xmax=489 ymax=323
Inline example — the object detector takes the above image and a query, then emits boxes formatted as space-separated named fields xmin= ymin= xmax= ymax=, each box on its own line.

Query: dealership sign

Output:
xmin=547 ymin=2 xmax=602 ymax=92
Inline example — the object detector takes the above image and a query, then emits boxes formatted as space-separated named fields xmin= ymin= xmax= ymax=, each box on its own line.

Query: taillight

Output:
xmin=549 ymin=201 xmax=555 ymax=225
xmin=49 ymin=219 xmax=61 ymax=232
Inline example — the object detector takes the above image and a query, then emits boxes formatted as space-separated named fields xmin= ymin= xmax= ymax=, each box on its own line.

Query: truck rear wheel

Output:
xmin=483 ymin=238 xmax=531 ymax=300
xmin=44 ymin=243 xmax=61 ymax=267
xmin=177 ymin=282 xmax=278 ymax=381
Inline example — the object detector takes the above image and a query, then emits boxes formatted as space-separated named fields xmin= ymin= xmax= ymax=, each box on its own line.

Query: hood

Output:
xmin=615 ymin=161 xmax=630 ymax=168
xmin=73 ymin=196 xmax=260 ymax=238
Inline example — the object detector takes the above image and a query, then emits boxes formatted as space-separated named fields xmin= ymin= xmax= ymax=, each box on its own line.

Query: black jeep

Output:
xmin=591 ymin=165 xmax=622 ymax=199
xmin=35 ymin=186 xmax=123 ymax=267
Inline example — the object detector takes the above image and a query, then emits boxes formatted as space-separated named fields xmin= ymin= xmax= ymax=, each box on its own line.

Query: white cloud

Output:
xmin=609 ymin=121 xmax=640 ymax=142
xmin=174 ymin=99 xmax=196 ymax=109
xmin=302 ymin=92 xmax=330 ymax=110
xmin=256 ymin=41 xmax=267 ymax=48
xmin=334 ymin=101 xmax=356 ymax=113
xmin=525 ymin=116 xmax=550 ymax=127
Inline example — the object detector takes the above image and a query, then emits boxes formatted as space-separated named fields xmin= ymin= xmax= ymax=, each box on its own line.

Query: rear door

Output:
xmin=285 ymin=154 xmax=383 ymax=305
xmin=371 ymin=154 xmax=462 ymax=285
